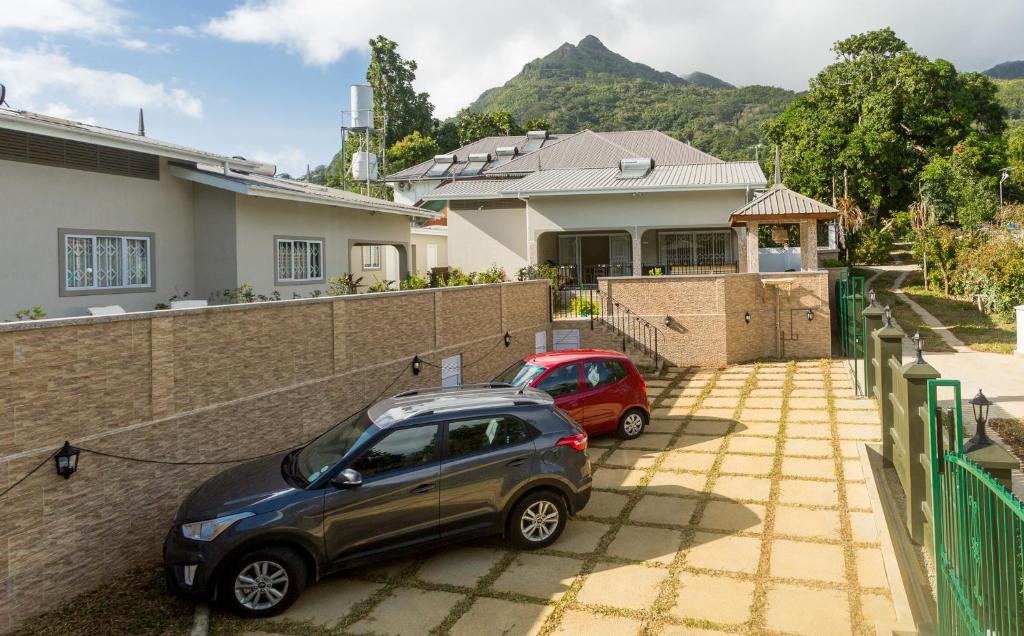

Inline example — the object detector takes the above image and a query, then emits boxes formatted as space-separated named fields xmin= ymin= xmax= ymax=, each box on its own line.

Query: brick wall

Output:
xmin=598 ymin=272 xmax=832 ymax=366
xmin=0 ymin=281 xmax=551 ymax=632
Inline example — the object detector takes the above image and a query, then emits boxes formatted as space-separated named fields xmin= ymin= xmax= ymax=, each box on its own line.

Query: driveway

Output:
xmin=220 ymin=362 xmax=906 ymax=635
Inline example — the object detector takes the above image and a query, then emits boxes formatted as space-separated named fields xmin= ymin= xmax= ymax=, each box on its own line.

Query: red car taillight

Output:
xmin=556 ymin=432 xmax=588 ymax=452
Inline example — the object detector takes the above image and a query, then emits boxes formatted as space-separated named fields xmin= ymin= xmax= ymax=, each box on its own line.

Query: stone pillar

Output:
xmin=745 ymin=222 xmax=759 ymax=273
xmin=862 ymin=301 xmax=884 ymax=398
xmin=874 ymin=322 xmax=903 ymax=466
xmin=900 ymin=356 xmax=940 ymax=544
xmin=800 ymin=219 xmax=818 ymax=271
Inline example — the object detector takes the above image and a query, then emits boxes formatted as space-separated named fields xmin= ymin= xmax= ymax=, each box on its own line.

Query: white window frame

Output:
xmin=362 ymin=244 xmax=381 ymax=270
xmin=276 ymin=238 xmax=324 ymax=283
xmin=63 ymin=233 xmax=152 ymax=291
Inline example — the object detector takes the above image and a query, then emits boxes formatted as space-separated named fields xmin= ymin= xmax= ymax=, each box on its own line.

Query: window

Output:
xmin=351 ymin=424 xmax=439 ymax=477
xmin=658 ymin=230 xmax=735 ymax=267
xmin=63 ymin=232 xmax=152 ymax=292
xmin=441 ymin=354 xmax=462 ymax=388
xmin=276 ymin=238 xmax=323 ymax=282
xmin=362 ymin=245 xmax=381 ymax=270
xmin=536 ymin=363 xmax=579 ymax=398
xmin=494 ymin=360 xmax=546 ymax=387
xmin=446 ymin=416 xmax=532 ymax=458
xmin=584 ymin=359 xmax=629 ymax=390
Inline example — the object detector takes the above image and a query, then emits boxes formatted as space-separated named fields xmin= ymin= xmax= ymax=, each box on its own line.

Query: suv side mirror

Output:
xmin=332 ymin=468 xmax=363 ymax=489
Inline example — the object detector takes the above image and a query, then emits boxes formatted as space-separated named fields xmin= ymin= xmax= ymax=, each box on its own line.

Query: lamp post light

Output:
xmin=912 ymin=331 xmax=925 ymax=364
xmin=883 ymin=304 xmax=893 ymax=328
xmin=964 ymin=389 xmax=994 ymax=453
xmin=54 ymin=441 xmax=80 ymax=479
xmin=868 ymin=289 xmax=877 ymax=307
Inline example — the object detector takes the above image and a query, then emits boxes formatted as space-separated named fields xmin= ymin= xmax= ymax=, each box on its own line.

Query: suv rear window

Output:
xmin=446 ymin=416 xmax=533 ymax=458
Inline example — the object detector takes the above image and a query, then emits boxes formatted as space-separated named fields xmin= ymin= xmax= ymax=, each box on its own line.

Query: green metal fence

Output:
xmin=928 ymin=379 xmax=1024 ymax=634
xmin=836 ymin=273 xmax=867 ymax=395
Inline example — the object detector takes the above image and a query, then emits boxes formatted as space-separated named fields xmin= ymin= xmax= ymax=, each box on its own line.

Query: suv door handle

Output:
xmin=410 ymin=483 xmax=435 ymax=494
xmin=506 ymin=457 xmax=527 ymax=467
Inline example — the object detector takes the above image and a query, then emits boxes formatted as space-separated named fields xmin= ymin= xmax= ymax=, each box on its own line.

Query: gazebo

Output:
xmin=729 ymin=160 xmax=837 ymax=272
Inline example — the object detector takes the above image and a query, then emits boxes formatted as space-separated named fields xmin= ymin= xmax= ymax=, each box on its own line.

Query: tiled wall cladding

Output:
xmin=0 ymin=281 xmax=551 ymax=632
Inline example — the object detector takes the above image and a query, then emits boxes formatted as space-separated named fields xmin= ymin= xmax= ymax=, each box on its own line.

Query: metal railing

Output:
xmin=549 ymin=285 xmax=662 ymax=369
xmin=641 ymin=260 xmax=739 ymax=275
xmin=553 ymin=264 xmax=633 ymax=287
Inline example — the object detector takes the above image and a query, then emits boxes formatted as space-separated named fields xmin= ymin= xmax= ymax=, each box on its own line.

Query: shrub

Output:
xmin=14 ymin=306 xmax=47 ymax=320
xmin=221 ymin=284 xmax=280 ymax=303
xmin=850 ymin=226 xmax=895 ymax=265
xmin=400 ymin=274 xmax=430 ymax=290
xmin=327 ymin=274 xmax=363 ymax=295
xmin=569 ymin=296 xmax=600 ymax=317
xmin=440 ymin=268 xmax=474 ymax=286
xmin=473 ymin=264 xmax=507 ymax=284
xmin=367 ymin=279 xmax=395 ymax=292
xmin=648 ymin=267 xmax=664 ymax=276
xmin=953 ymin=230 xmax=1024 ymax=318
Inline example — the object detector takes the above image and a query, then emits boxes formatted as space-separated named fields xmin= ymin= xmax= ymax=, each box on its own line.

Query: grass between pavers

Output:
xmin=899 ymin=274 xmax=1017 ymax=355
xmin=8 ymin=566 xmax=195 ymax=636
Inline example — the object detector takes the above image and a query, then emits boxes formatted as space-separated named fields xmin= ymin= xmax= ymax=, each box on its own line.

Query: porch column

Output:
xmin=736 ymin=227 xmax=748 ymax=273
xmin=527 ymin=237 xmax=539 ymax=265
xmin=800 ymin=220 xmax=818 ymax=271
xmin=745 ymin=222 xmax=760 ymax=273
xmin=631 ymin=232 xmax=642 ymax=277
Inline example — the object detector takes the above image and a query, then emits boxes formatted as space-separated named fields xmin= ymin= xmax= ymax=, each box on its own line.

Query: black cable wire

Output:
xmin=419 ymin=335 xmax=505 ymax=371
xmin=0 ymin=451 xmax=55 ymax=501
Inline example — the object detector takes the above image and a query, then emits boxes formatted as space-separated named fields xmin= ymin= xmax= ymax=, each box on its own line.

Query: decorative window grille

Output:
xmin=362 ymin=245 xmax=381 ymax=270
xmin=65 ymin=234 xmax=151 ymax=290
xmin=276 ymin=239 xmax=323 ymax=281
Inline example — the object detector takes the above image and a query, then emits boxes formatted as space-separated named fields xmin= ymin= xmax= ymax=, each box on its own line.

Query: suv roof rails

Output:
xmin=393 ymin=382 xmax=515 ymax=399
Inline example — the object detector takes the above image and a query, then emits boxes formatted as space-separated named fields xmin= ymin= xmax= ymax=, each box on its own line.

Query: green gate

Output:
xmin=928 ymin=379 xmax=1024 ymax=634
xmin=836 ymin=273 xmax=867 ymax=395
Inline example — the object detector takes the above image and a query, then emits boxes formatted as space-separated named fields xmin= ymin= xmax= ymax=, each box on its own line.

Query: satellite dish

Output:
xmin=0 ymin=84 xmax=8 ymax=108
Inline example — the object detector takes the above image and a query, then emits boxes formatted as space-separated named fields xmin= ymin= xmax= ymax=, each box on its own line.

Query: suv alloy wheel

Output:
xmin=507 ymin=490 xmax=568 ymax=549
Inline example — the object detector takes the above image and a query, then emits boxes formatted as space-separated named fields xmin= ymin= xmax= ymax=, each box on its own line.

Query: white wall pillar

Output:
xmin=1016 ymin=305 xmax=1024 ymax=357
xmin=745 ymin=222 xmax=760 ymax=273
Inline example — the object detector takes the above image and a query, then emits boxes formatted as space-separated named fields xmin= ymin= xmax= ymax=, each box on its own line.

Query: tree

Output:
xmin=366 ymin=36 xmax=434 ymax=147
xmin=764 ymin=28 xmax=1006 ymax=217
xmin=433 ymin=119 xmax=459 ymax=153
xmin=523 ymin=117 xmax=551 ymax=131
xmin=919 ymin=133 xmax=1003 ymax=228
xmin=455 ymin=109 xmax=524 ymax=145
xmin=914 ymin=224 xmax=961 ymax=294
xmin=386 ymin=131 xmax=440 ymax=173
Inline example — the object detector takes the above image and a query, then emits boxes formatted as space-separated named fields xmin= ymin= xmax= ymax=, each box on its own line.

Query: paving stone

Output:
xmin=557 ymin=520 xmax=610 ymax=554
xmin=592 ymin=467 xmax=645 ymax=490
xmin=843 ymin=458 xmax=865 ymax=481
xmin=589 ymin=436 xmax=617 ymax=448
xmin=701 ymin=396 xmax=738 ymax=408
xmin=669 ymin=387 xmax=705 ymax=397
xmin=834 ymin=398 xmax=875 ymax=410
xmin=492 ymin=553 xmax=582 ymax=600
xmin=646 ymin=418 xmax=683 ymax=434
xmin=733 ymin=421 xmax=781 ymax=437
xmin=672 ymin=434 xmax=724 ymax=453
xmin=788 ymin=409 xmax=828 ymax=422
xmin=791 ymin=388 xmax=828 ymax=397
xmin=648 ymin=469 xmax=707 ymax=493
xmin=849 ymin=510 xmax=878 ymax=542
xmin=278 ymin=577 xmax=382 ymax=626
xmin=706 ymin=388 xmax=742 ymax=397
xmin=783 ymin=438 xmax=834 ymax=457
xmin=710 ymin=475 xmax=772 ymax=502
xmin=838 ymin=440 xmax=861 ymax=458
xmin=450 ymin=597 xmax=552 ymax=636
xmin=792 ymin=381 xmax=825 ymax=389
xmin=603 ymin=449 xmax=659 ymax=469
xmin=350 ymin=587 xmax=463 ymax=635
xmin=646 ymin=379 xmax=672 ymax=387
xmin=744 ymin=396 xmax=785 ymax=408
xmin=739 ymin=408 xmax=782 ymax=422
xmin=630 ymin=494 xmax=699 ymax=526
xmin=607 ymin=524 xmax=681 ymax=563
xmin=856 ymin=547 xmax=889 ymax=588
xmin=770 ymin=539 xmax=845 ymax=582
xmin=786 ymin=423 xmax=832 ymax=439
xmin=686 ymin=419 xmax=733 ymax=435
xmin=755 ymin=380 xmax=786 ymax=388
xmin=661 ymin=451 xmax=716 ymax=472
xmin=861 ymin=593 xmax=897 ymax=624
xmin=576 ymin=562 xmax=669 ymax=610
xmin=837 ymin=424 xmax=881 ymax=441
xmin=778 ymin=479 xmax=839 ymax=507
xmin=714 ymin=379 xmax=746 ymax=388
xmin=417 ymin=547 xmax=503 ymax=588
xmin=684 ymin=532 xmax=762 ymax=574
xmin=782 ymin=457 xmax=836 ymax=479
xmin=845 ymin=481 xmax=873 ymax=510
xmin=551 ymin=609 xmax=642 ymax=635
xmin=836 ymin=410 xmax=880 ymax=424
xmin=583 ymin=491 xmax=630 ymax=519
xmin=692 ymin=407 xmax=735 ymax=419
xmin=788 ymin=397 xmax=828 ymax=409
xmin=663 ymin=397 xmax=699 ymax=409
xmin=652 ymin=407 xmax=693 ymax=419
xmin=728 ymin=436 xmax=777 ymax=455
xmin=699 ymin=500 xmax=766 ymax=533
xmin=620 ymin=433 xmax=674 ymax=450
xmin=671 ymin=571 xmax=755 ymax=624
xmin=719 ymin=453 xmax=774 ymax=476
xmin=765 ymin=583 xmax=851 ymax=634
xmin=773 ymin=505 xmax=841 ymax=539
xmin=348 ymin=556 xmax=417 ymax=580
xmin=749 ymin=388 xmax=783 ymax=397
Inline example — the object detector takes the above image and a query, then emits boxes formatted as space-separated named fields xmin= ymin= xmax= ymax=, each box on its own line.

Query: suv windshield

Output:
xmin=294 ymin=410 xmax=377 ymax=484
xmin=494 ymin=360 xmax=546 ymax=387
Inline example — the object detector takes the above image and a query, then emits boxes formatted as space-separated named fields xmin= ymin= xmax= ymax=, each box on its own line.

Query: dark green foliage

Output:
xmin=366 ymin=36 xmax=434 ymax=147
xmin=850 ymin=226 xmax=895 ymax=265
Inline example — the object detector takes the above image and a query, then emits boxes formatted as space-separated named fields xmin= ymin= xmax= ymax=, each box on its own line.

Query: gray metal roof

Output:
xmin=487 ymin=130 xmax=722 ymax=175
xmin=423 ymin=162 xmax=766 ymax=200
xmin=170 ymin=164 xmax=437 ymax=218
xmin=386 ymin=133 xmax=567 ymax=181
xmin=728 ymin=184 xmax=838 ymax=224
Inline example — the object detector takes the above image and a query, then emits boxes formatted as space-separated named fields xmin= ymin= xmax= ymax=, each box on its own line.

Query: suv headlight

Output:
xmin=182 ymin=512 xmax=254 ymax=542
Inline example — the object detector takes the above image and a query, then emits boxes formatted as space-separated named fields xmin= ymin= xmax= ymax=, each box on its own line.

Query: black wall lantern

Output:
xmin=54 ymin=441 xmax=80 ymax=479
xmin=664 ymin=315 xmax=672 ymax=327
xmin=806 ymin=308 xmax=815 ymax=321
xmin=503 ymin=331 xmax=512 ymax=347
xmin=964 ymin=389 xmax=994 ymax=452
xmin=411 ymin=355 xmax=422 ymax=375
xmin=744 ymin=311 xmax=751 ymax=324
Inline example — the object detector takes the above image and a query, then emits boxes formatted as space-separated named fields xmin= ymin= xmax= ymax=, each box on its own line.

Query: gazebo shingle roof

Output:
xmin=729 ymin=184 xmax=837 ymax=225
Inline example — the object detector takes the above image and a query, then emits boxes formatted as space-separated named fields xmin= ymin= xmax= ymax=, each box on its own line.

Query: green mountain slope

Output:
xmin=469 ymin=35 xmax=791 ymax=160
xmin=984 ymin=61 xmax=1024 ymax=80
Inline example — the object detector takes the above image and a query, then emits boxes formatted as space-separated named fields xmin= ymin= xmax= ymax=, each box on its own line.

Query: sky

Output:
xmin=1 ymin=0 xmax=1022 ymax=176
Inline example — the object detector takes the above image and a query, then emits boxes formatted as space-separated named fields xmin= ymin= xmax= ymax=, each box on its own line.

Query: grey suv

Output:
xmin=164 ymin=384 xmax=592 ymax=617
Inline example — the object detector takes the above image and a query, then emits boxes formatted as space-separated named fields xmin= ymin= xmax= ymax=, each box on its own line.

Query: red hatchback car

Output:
xmin=494 ymin=349 xmax=650 ymax=439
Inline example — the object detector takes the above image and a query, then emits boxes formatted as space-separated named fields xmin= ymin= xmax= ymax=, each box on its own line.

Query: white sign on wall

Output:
xmin=441 ymin=354 xmax=462 ymax=387
xmin=552 ymin=329 xmax=580 ymax=351
xmin=535 ymin=331 xmax=547 ymax=353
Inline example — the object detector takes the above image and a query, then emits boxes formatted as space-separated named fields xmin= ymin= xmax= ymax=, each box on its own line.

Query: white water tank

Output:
xmin=352 ymin=151 xmax=378 ymax=180
xmin=350 ymin=84 xmax=374 ymax=129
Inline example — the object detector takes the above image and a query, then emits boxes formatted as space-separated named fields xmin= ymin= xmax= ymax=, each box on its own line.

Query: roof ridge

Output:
xmin=582 ymin=129 xmax=639 ymax=157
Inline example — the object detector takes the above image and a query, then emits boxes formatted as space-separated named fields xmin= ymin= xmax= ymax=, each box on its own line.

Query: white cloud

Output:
xmin=167 ymin=25 xmax=197 ymax=37
xmin=0 ymin=46 xmax=202 ymax=118
xmin=0 ymin=0 xmax=125 ymax=35
xmin=248 ymin=146 xmax=310 ymax=177
xmin=204 ymin=0 xmax=1024 ymax=118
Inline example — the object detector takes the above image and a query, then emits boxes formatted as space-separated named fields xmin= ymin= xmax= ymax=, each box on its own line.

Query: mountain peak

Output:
xmin=577 ymin=34 xmax=608 ymax=51
xmin=983 ymin=60 xmax=1024 ymax=80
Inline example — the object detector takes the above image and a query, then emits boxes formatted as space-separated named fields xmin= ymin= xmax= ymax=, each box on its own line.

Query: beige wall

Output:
xmin=192 ymin=185 xmax=239 ymax=300
xmin=0 ymin=280 xmax=552 ymax=632
xmin=410 ymin=230 xmax=448 ymax=276
xmin=597 ymin=272 xmax=831 ymax=366
xmin=232 ymin=195 xmax=413 ymax=297
xmin=447 ymin=204 xmax=528 ymax=275
xmin=0 ymin=157 xmax=196 ymax=318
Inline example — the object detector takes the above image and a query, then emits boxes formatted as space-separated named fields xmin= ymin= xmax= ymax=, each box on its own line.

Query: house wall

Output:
xmin=0 ymin=280 xmax=552 ymax=633
xmin=192 ymin=184 xmax=238 ymax=301
xmin=410 ymin=231 xmax=448 ymax=276
xmin=447 ymin=202 xmax=528 ymax=275
xmin=597 ymin=271 xmax=831 ymax=366
xmin=233 ymin=195 xmax=412 ymax=297
xmin=0 ymin=157 xmax=196 ymax=318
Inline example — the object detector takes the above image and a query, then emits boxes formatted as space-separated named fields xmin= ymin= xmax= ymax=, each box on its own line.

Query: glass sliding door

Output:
xmin=656 ymin=229 xmax=736 ymax=274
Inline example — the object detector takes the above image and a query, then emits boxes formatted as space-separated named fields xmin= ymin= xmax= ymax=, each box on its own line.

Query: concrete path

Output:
xmin=225 ymin=362 xmax=914 ymax=636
